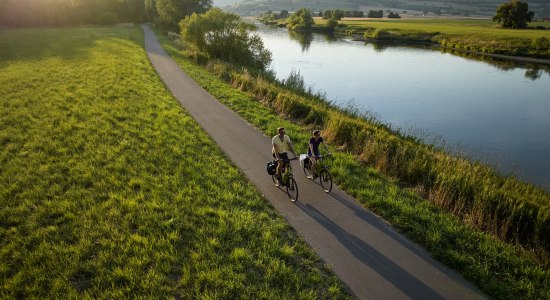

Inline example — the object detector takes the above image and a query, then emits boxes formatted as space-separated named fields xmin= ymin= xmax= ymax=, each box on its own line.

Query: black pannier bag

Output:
xmin=266 ymin=161 xmax=277 ymax=175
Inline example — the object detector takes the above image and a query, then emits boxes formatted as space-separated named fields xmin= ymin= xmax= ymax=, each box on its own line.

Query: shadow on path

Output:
xmin=297 ymin=202 xmax=446 ymax=300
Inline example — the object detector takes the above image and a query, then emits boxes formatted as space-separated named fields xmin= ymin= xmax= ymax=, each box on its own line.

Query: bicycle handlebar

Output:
xmin=277 ymin=156 xmax=298 ymax=162
xmin=316 ymin=153 xmax=332 ymax=159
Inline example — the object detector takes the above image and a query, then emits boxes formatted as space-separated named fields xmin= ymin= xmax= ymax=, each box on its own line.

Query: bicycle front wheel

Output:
xmin=286 ymin=177 xmax=299 ymax=202
xmin=319 ymin=169 xmax=332 ymax=193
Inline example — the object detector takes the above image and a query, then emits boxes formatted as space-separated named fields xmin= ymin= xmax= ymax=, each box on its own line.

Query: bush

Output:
xmin=287 ymin=8 xmax=314 ymax=31
xmin=179 ymin=8 xmax=272 ymax=71
xmin=283 ymin=70 xmax=306 ymax=92
xmin=533 ymin=36 xmax=550 ymax=50
xmin=326 ymin=18 xmax=339 ymax=32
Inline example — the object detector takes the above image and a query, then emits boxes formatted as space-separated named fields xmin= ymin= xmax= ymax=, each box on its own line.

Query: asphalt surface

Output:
xmin=142 ymin=24 xmax=486 ymax=300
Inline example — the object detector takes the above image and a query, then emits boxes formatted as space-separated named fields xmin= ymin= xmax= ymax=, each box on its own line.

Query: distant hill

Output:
xmin=213 ymin=0 xmax=241 ymax=7
xmin=223 ymin=0 xmax=550 ymax=18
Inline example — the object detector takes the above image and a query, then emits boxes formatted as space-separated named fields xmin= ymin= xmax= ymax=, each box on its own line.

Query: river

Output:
xmin=255 ymin=24 xmax=550 ymax=190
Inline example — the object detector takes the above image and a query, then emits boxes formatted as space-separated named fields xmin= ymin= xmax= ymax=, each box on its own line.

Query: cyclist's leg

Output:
xmin=279 ymin=153 xmax=289 ymax=183
xmin=310 ymin=155 xmax=317 ymax=171
xmin=273 ymin=153 xmax=282 ymax=179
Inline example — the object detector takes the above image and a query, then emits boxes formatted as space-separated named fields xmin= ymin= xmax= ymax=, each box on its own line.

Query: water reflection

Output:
xmin=288 ymin=31 xmax=341 ymax=52
xmin=439 ymin=48 xmax=550 ymax=81
xmin=288 ymin=31 xmax=313 ymax=52
xmin=282 ymin=28 xmax=550 ymax=81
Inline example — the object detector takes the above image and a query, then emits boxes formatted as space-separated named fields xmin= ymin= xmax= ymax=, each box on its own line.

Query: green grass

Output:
xmin=0 ymin=26 xmax=351 ymax=298
xmin=157 ymin=30 xmax=550 ymax=299
xmin=312 ymin=18 xmax=550 ymax=58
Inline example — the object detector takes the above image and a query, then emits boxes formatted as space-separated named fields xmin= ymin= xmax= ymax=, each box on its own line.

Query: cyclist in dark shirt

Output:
xmin=308 ymin=130 xmax=329 ymax=175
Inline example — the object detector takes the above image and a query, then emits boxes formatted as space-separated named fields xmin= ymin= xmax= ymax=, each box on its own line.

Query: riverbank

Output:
xmin=347 ymin=29 xmax=550 ymax=65
xmin=325 ymin=18 xmax=550 ymax=61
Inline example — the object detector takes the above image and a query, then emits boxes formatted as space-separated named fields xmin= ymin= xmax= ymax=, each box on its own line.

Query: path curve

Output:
xmin=142 ymin=24 xmax=486 ymax=300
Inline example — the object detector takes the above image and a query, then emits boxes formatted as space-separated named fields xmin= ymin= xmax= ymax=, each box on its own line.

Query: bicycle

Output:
xmin=303 ymin=153 xmax=333 ymax=193
xmin=271 ymin=157 xmax=299 ymax=202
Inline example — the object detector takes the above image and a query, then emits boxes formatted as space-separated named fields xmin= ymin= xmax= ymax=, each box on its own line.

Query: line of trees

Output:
xmin=0 ymin=0 xmax=211 ymax=28
xmin=146 ymin=0 xmax=211 ymax=30
xmin=320 ymin=10 xmax=364 ymax=19
xmin=388 ymin=12 xmax=401 ymax=19
xmin=367 ymin=10 xmax=384 ymax=18
xmin=0 ymin=0 xmax=146 ymax=26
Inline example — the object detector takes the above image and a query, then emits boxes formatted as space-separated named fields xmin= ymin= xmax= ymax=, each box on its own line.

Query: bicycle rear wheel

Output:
xmin=319 ymin=169 xmax=332 ymax=193
xmin=286 ymin=177 xmax=298 ymax=202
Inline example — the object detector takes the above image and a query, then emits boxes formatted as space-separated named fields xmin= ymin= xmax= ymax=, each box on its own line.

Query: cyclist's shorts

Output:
xmin=273 ymin=152 xmax=289 ymax=161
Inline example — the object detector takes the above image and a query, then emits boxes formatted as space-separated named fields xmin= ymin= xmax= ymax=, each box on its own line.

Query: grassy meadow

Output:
xmin=0 ymin=27 xmax=351 ymax=298
xmin=157 ymin=30 xmax=550 ymax=299
xmin=313 ymin=18 xmax=550 ymax=59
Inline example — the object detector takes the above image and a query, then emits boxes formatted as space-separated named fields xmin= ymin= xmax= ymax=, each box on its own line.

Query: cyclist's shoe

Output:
xmin=289 ymin=185 xmax=294 ymax=191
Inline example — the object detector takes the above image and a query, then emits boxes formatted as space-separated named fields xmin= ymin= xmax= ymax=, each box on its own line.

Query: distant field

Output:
xmin=329 ymin=18 xmax=550 ymax=39
xmin=314 ymin=17 xmax=550 ymax=58
xmin=0 ymin=27 xmax=350 ymax=298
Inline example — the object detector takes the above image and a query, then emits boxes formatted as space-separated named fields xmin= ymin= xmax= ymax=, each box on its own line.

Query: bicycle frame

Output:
xmin=279 ymin=158 xmax=294 ymax=184
xmin=309 ymin=154 xmax=330 ymax=175
xmin=272 ymin=157 xmax=299 ymax=201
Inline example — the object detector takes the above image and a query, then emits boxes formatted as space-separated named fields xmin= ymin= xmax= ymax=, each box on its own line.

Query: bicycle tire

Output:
xmin=319 ymin=169 xmax=332 ymax=193
xmin=286 ymin=177 xmax=298 ymax=202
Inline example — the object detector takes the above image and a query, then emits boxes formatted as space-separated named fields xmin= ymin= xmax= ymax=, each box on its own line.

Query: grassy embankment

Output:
xmin=157 ymin=29 xmax=550 ymax=299
xmin=315 ymin=18 xmax=550 ymax=59
xmin=0 ymin=27 xmax=351 ymax=298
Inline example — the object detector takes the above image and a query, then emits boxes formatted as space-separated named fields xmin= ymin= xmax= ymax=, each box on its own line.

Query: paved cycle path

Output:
xmin=142 ymin=24 xmax=485 ymax=300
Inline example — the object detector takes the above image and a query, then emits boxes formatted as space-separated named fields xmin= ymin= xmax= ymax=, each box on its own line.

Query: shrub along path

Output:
xmin=142 ymin=24 xmax=485 ymax=299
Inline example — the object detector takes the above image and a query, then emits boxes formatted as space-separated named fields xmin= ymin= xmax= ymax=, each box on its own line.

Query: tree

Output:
xmin=145 ymin=0 xmax=158 ymax=24
xmin=279 ymin=10 xmax=289 ymax=19
xmin=325 ymin=18 xmax=338 ymax=32
xmin=179 ymin=8 xmax=272 ymax=71
xmin=156 ymin=0 xmax=212 ymax=29
xmin=388 ymin=12 xmax=401 ymax=19
xmin=367 ymin=10 xmax=383 ymax=18
xmin=0 ymin=0 xmax=145 ymax=27
xmin=287 ymin=8 xmax=314 ymax=31
xmin=492 ymin=0 xmax=534 ymax=29
xmin=322 ymin=10 xmax=344 ymax=20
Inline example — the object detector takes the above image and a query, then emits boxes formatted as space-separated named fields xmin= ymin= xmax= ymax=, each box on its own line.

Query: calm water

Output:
xmin=256 ymin=25 xmax=550 ymax=189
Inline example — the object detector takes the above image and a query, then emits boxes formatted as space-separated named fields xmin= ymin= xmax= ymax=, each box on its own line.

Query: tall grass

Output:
xmin=0 ymin=27 xmax=351 ymax=298
xmin=228 ymin=63 xmax=550 ymax=254
xmin=156 ymin=29 xmax=550 ymax=298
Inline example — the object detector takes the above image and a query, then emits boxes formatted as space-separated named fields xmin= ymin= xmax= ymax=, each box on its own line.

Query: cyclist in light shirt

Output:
xmin=272 ymin=127 xmax=297 ymax=181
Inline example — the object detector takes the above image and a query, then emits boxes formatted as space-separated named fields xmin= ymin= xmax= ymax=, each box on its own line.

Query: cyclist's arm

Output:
xmin=308 ymin=141 xmax=315 ymax=157
xmin=272 ymin=143 xmax=280 ymax=159
xmin=288 ymin=140 xmax=297 ymax=156
xmin=284 ymin=135 xmax=296 ymax=156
